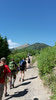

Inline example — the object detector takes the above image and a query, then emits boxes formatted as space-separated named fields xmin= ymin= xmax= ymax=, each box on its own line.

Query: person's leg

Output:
xmin=0 ymin=83 xmax=4 ymax=100
xmin=19 ymin=70 xmax=22 ymax=81
xmin=4 ymin=76 xmax=9 ymax=96
xmin=4 ymin=81 xmax=7 ymax=96
xmin=11 ymin=71 xmax=14 ymax=87
xmin=28 ymin=63 xmax=30 ymax=67
xmin=14 ymin=71 xmax=16 ymax=82
xmin=12 ymin=71 xmax=16 ymax=88
xmin=10 ymin=72 xmax=12 ymax=89
xmin=22 ymin=71 xmax=25 ymax=81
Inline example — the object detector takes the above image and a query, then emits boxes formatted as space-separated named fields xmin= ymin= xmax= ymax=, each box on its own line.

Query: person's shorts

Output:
xmin=20 ymin=66 xmax=25 ymax=71
xmin=11 ymin=70 xmax=16 ymax=73
xmin=0 ymin=83 xmax=4 ymax=100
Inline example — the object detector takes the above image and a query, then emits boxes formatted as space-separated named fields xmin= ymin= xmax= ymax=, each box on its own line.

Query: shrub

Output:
xmin=38 ymin=47 xmax=56 ymax=76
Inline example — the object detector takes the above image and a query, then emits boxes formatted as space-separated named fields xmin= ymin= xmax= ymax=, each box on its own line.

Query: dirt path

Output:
xmin=2 ymin=57 xmax=51 ymax=100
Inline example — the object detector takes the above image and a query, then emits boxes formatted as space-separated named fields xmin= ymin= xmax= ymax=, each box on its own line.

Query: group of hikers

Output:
xmin=0 ymin=56 xmax=30 ymax=100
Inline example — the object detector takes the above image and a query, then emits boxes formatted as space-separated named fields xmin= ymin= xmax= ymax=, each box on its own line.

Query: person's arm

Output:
xmin=15 ymin=63 xmax=18 ymax=71
xmin=7 ymin=72 xmax=11 ymax=82
xmin=18 ymin=63 xmax=20 ymax=71
xmin=25 ymin=61 xmax=27 ymax=71
xmin=4 ymin=71 xmax=11 ymax=83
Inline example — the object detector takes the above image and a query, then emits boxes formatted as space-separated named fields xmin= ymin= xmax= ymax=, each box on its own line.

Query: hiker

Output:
xmin=28 ymin=56 xmax=30 ymax=67
xmin=27 ymin=53 xmax=29 ymax=57
xmin=19 ymin=58 xmax=27 ymax=82
xmin=0 ymin=57 xmax=11 ymax=100
xmin=9 ymin=59 xmax=18 ymax=89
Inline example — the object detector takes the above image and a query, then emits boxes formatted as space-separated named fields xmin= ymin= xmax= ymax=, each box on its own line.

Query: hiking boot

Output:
xmin=22 ymin=79 xmax=24 ymax=82
xmin=12 ymin=84 xmax=14 ymax=88
xmin=5 ymin=92 xmax=9 ymax=97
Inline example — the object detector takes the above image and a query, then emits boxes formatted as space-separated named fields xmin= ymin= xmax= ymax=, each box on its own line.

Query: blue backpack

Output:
xmin=20 ymin=60 xmax=24 ymax=66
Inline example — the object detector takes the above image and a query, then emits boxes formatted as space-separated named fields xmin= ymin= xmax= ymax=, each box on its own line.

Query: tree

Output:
xmin=0 ymin=35 xmax=10 ymax=59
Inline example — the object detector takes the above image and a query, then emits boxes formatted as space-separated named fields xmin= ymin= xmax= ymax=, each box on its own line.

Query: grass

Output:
xmin=41 ymin=72 xmax=56 ymax=100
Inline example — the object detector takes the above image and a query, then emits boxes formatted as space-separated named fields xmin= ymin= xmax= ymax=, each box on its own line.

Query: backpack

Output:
xmin=0 ymin=63 xmax=4 ymax=79
xmin=20 ymin=60 xmax=24 ymax=67
xmin=9 ymin=61 xmax=16 ymax=71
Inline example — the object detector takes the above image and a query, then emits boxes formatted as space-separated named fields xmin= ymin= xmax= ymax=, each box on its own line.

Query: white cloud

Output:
xmin=8 ymin=39 xmax=20 ymax=49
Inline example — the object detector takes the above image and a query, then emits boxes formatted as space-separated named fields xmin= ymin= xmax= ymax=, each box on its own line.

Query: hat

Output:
xmin=1 ymin=57 xmax=6 ymax=62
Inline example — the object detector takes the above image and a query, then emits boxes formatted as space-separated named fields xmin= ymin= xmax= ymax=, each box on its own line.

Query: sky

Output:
xmin=0 ymin=0 xmax=56 ymax=48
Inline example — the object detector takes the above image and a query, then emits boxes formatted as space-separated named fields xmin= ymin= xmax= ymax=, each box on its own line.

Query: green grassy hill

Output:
xmin=25 ymin=43 xmax=49 ymax=50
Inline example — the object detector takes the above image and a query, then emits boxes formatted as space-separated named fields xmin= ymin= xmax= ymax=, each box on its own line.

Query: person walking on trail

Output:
xmin=28 ymin=56 xmax=31 ymax=67
xmin=19 ymin=58 xmax=27 ymax=82
xmin=0 ymin=57 xmax=11 ymax=100
xmin=9 ymin=59 xmax=18 ymax=89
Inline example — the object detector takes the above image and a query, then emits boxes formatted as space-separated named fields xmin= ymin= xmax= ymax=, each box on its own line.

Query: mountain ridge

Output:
xmin=11 ymin=42 xmax=50 ymax=51
xmin=11 ymin=43 xmax=30 ymax=50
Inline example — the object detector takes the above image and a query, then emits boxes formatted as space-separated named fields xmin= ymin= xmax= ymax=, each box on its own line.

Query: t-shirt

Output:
xmin=23 ymin=60 xmax=26 ymax=67
xmin=0 ymin=65 xmax=11 ymax=83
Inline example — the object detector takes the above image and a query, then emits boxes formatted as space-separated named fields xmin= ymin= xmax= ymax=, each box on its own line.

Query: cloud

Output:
xmin=8 ymin=39 xmax=20 ymax=49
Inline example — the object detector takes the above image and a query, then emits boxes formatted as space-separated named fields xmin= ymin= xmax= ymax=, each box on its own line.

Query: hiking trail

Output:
xmin=2 ymin=56 xmax=51 ymax=100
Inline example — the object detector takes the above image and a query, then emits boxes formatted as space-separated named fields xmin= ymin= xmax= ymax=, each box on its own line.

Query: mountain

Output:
xmin=11 ymin=43 xmax=30 ymax=50
xmin=25 ymin=43 xmax=49 ymax=50
xmin=11 ymin=43 xmax=50 ymax=51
